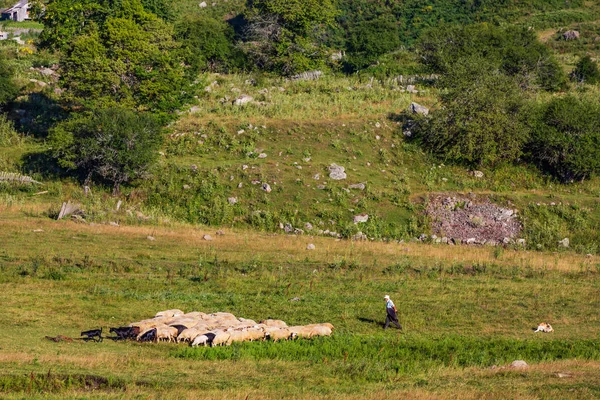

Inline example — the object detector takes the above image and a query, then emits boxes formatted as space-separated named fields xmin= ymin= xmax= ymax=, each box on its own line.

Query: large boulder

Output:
xmin=410 ymin=102 xmax=429 ymax=116
xmin=233 ymin=95 xmax=253 ymax=106
xmin=328 ymin=164 xmax=347 ymax=180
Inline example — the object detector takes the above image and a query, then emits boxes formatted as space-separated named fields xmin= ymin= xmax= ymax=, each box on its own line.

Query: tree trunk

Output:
xmin=112 ymin=181 xmax=121 ymax=197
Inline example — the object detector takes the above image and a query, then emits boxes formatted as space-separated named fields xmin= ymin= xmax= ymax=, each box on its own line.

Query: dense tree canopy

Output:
xmin=243 ymin=0 xmax=337 ymax=74
xmin=417 ymin=24 xmax=566 ymax=91
xmin=49 ymin=107 xmax=162 ymax=194
xmin=53 ymin=1 xmax=187 ymax=113
xmin=416 ymin=59 xmax=530 ymax=167
xmin=528 ymin=96 xmax=600 ymax=182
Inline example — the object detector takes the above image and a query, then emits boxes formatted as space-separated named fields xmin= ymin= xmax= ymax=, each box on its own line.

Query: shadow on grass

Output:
xmin=358 ymin=316 xmax=383 ymax=328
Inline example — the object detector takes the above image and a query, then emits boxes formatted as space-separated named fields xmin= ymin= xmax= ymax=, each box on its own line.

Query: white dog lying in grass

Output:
xmin=533 ymin=322 xmax=554 ymax=333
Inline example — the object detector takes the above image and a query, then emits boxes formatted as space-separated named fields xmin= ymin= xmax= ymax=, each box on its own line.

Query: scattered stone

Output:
xmin=375 ymin=122 xmax=381 ymax=128
xmin=353 ymin=214 xmax=369 ymax=224
xmin=510 ymin=360 xmax=528 ymax=369
xmin=39 ymin=68 xmax=55 ymax=77
xmin=237 ymin=129 xmax=245 ymax=134
xmin=294 ymin=228 xmax=304 ymax=235
xmin=328 ymin=164 xmax=347 ymax=180
xmin=517 ymin=238 xmax=526 ymax=247
xmin=190 ymin=164 xmax=198 ymax=172
xmin=557 ymin=373 xmax=573 ymax=378
xmin=109 ymin=221 xmax=119 ymax=227
xmin=284 ymin=223 xmax=293 ymax=233
xmin=228 ymin=197 xmax=238 ymax=205
xmin=466 ymin=238 xmax=477 ymax=245
xmin=586 ymin=254 xmax=593 ymax=258
xmin=147 ymin=236 xmax=155 ymax=241
xmin=419 ymin=234 xmax=428 ymax=241
xmin=199 ymin=1 xmax=207 ymax=7
xmin=317 ymin=185 xmax=326 ymax=190
xmin=262 ymin=183 xmax=272 ymax=193
xmin=410 ymin=102 xmax=429 ymax=116
xmin=29 ymin=79 xmax=47 ymax=88
xmin=216 ymin=230 xmax=225 ymax=236
xmin=563 ymin=30 xmax=580 ymax=40
xmin=349 ymin=183 xmax=366 ymax=190
xmin=233 ymin=95 xmax=253 ymax=106
xmin=313 ymin=173 xmax=320 ymax=180
xmin=304 ymin=222 xmax=313 ymax=231
xmin=306 ymin=244 xmax=316 ymax=250
xmin=203 ymin=234 xmax=213 ymax=241
xmin=290 ymin=297 xmax=301 ymax=302
xmin=183 ymin=184 xmax=191 ymax=190
xmin=558 ymin=238 xmax=570 ymax=248
xmin=291 ymin=70 xmax=322 ymax=81
xmin=258 ymin=153 xmax=267 ymax=159
xmin=406 ymin=85 xmax=418 ymax=94
xmin=33 ymin=229 xmax=43 ymax=233
xmin=472 ymin=170 xmax=484 ymax=178
xmin=352 ymin=231 xmax=367 ymax=241
xmin=242 ymin=165 xmax=248 ymax=170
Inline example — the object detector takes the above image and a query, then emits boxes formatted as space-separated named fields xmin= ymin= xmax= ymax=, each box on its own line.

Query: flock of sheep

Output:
xmin=112 ymin=309 xmax=334 ymax=347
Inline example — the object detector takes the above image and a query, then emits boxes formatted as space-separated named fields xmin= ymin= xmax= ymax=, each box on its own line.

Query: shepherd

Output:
xmin=383 ymin=295 xmax=402 ymax=330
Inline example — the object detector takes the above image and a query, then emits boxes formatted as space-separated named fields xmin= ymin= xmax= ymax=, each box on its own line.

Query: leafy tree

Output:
xmin=243 ymin=0 xmax=337 ymax=74
xmin=528 ymin=95 xmax=600 ymax=182
xmin=343 ymin=16 xmax=401 ymax=72
xmin=571 ymin=55 xmax=600 ymax=84
xmin=140 ymin=0 xmax=173 ymax=21
xmin=0 ymin=55 xmax=18 ymax=109
xmin=417 ymin=24 xmax=566 ymax=91
xmin=58 ymin=5 xmax=187 ymax=114
xmin=49 ymin=107 xmax=162 ymax=194
xmin=175 ymin=16 xmax=241 ymax=75
xmin=416 ymin=59 xmax=529 ymax=167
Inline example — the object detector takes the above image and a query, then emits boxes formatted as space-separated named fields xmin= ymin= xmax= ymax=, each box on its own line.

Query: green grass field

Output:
xmin=2 ymin=2 xmax=600 ymax=397
xmin=1 ymin=210 xmax=599 ymax=398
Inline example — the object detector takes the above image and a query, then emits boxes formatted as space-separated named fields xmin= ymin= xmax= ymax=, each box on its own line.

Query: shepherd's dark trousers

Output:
xmin=384 ymin=309 xmax=402 ymax=330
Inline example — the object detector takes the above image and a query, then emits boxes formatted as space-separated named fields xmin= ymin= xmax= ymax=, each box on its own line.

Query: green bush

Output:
xmin=342 ymin=16 xmax=401 ymax=72
xmin=0 ymin=55 xmax=18 ymax=109
xmin=415 ymin=60 xmax=529 ymax=167
xmin=417 ymin=24 xmax=566 ymax=91
xmin=175 ymin=16 xmax=243 ymax=75
xmin=48 ymin=107 xmax=163 ymax=194
xmin=528 ymin=95 xmax=600 ymax=182
xmin=571 ymin=55 xmax=600 ymax=84
xmin=243 ymin=0 xmax=337 ymax=75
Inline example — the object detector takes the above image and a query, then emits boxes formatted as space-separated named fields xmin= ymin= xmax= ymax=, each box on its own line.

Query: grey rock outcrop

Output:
xmin=410 ymin=102 xmax=429 ymax=116
xmin=328 ymin=164 xmax=347 ymax=180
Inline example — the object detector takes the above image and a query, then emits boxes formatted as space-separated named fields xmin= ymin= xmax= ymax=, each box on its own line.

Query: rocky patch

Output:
xmin=426 ymin=194 xmax=522 ymax=245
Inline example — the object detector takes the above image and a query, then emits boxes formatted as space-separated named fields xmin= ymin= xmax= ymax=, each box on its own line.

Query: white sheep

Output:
xmin=191 ymin=334 xmax=210 ymax=347
xmin=154 ymin=309 xmax=185 ymax=318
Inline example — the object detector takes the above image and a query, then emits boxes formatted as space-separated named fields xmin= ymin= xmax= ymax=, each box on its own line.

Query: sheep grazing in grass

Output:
xmin=155 ymin=325 xmax=178 ymax=342
xmin=211 ymin=331 xmax=231 ymax=347
xmin=155 ymin=309 xmax=185 ymax=318
xmin=125 ymin=309 xmax=333 ymax=346
xmin=191 ymin=334 xmax=210 ymax=347
xmin=265 ymin=328 xmax=296 ymax=342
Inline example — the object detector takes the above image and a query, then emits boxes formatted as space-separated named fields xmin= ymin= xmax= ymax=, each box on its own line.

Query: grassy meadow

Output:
xmin=2 ymin=1 xmax=600 ymax=397
xmin=1 ymin=208 xmax=600 ymax=398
